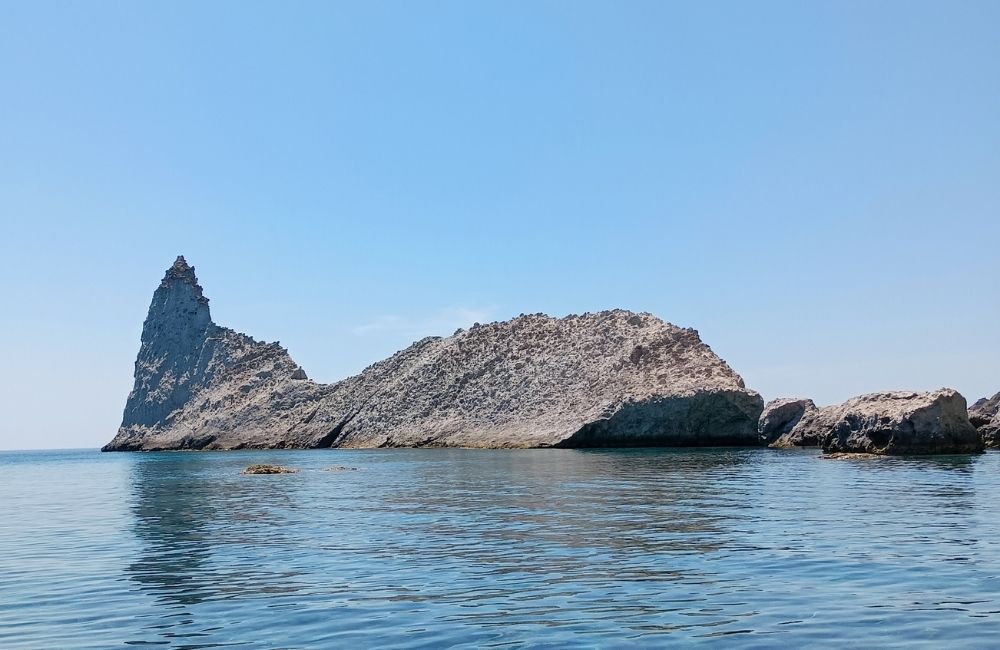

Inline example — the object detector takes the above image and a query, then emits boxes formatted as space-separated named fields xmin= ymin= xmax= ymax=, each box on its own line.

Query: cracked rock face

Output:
xmin=103 ymin=257 xmax=764 ymax=451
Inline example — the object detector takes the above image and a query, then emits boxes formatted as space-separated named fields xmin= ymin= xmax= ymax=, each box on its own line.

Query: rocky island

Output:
xmin=102 ymin=257 xmax=764 ymax=451
xmin=103 ymin=257 xmax=992 ymax=455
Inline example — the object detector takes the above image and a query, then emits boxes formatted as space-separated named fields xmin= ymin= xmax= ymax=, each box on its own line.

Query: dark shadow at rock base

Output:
xmin=554 ymin=393 xmax=761 ymax=448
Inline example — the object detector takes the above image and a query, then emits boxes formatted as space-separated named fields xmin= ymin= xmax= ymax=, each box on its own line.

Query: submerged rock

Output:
xmin=102 ymin=256 xmax=764 ymax=451
xmin=759 ymin=398 xmax=816 ymax=445
xmin=820 ymin=389 xmax=982 ymax=455
xmin=242 ymin=464 xmax=298 ymax=474
xmin=323 ymin=466 xmax=358 ymax=472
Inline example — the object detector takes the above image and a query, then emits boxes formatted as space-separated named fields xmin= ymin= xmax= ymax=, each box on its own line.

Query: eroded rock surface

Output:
xmin=759 ymin=398 xmax=817 ymax=445
xmin=770 ymin=405 xmax=838 ymax=448
xmin=969 ymin=392 xmax=1000 ymax=427
xmin=969 ymin=392 xmax=1000 ymax=448
xmin=103 ymin=257 xmax=764 ymax=451
xmin=819 ymin=389 xmax=982 ymax=455
xmin=979 ymin=424 xmax=1000 ymax=449
xmin=768 ymin=390 xmax=982 ymax=455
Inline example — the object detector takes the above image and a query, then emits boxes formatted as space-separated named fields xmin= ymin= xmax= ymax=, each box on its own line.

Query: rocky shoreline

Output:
xmin=102 ymin=258 xmax=996 ymax=456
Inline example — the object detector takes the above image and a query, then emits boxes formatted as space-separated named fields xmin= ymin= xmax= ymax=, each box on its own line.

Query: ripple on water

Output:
xmin=2 ymin=448 xmax=1000 ymax=647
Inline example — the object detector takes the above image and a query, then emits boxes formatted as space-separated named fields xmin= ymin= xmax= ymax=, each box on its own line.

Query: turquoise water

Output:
xmin=2 ymin=449 xmax=1000 ymax=648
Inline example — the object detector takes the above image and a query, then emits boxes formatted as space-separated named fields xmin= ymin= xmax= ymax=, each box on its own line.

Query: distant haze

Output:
xmin=1 ymin=1 xmax=998 ymax=450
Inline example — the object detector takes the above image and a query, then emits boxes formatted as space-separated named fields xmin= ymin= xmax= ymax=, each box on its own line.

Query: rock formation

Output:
xmin=820 ymin=389 xmax=983 ymax=455
xmin=969 ymin=393 xmax=1000 ymax=426
xmin=766 ymin=390 xmax=983 ymax=454
xmin=978 ymin=423 xmax=1000 ymax=448
xmin=769 ymin=405 xmax=837 ymax=448
xmin=103 ymin=256 xmax=764 ymax=451
xmin=816 ymin=390 xmax=982 ymax=455
xmin=758 ymin=398 xmax=816 ymax=445
xmin=969 ymin=391 xmax=1000 ymax=448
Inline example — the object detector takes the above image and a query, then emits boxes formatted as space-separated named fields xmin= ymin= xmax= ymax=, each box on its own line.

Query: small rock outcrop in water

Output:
xmin=242 ymin=464 xmax=298 ymax=474
xmin=969 ymin=392 xmax=1000 ymax=448
xmin=819 ymin=389 xmax=982 ymax=455
xmin=767 ymin=390 xmax=982 ymax=454
xmin=102 ymin=257 xmax=764 ymax=451
xmin=758 ymin=398 xmax=816 ymax=445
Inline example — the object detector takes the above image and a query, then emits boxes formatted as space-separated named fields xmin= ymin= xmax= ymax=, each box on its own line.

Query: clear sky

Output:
xmin=1 ymin=1 xmax=998 ymax=450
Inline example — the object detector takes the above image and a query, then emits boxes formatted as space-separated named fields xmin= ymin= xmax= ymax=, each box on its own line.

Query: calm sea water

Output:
xmin=2 ymin=448 xmax=1000 ymax=648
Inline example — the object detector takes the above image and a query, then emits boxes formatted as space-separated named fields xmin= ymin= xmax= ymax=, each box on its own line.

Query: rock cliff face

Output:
xmin=103 ymin=257 xmax=764 ymax=451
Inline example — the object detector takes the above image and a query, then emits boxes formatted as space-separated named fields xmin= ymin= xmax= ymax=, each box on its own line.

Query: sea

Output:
xmin=2 ymin=447 xmax=1000 ymax=648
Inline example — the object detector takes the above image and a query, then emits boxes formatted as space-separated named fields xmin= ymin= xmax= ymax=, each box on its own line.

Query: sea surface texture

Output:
xmin=3 ymin=448 xmax=1000 ymax=648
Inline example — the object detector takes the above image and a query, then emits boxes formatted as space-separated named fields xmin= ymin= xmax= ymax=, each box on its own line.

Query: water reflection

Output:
xmin=127 ymin=454 xmax=308 ymax=609
xmin=381 ymin=448 xmax=755 ymax=554
xmin=345 ymin=448 xmax=760 ymax=627
xmin=65 ymin=448 xmax=1000 ymax=647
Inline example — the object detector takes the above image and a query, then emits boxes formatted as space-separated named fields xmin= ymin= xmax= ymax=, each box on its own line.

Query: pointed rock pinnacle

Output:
xmin=162 ymin=255 xmax=198 ymax=285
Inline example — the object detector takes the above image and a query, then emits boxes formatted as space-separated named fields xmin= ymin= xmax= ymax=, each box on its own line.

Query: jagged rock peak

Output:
xmin=145 ymin=256 xmax=212 ymax=331
xmin=160 ymin=255 xmax=207 ymax=301
xmin=168 ymin=254 xmax=194 ymax=278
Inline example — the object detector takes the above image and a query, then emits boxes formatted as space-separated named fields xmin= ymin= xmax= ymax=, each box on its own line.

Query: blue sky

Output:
xmin=1 ymin=1 xmax=998 ymax=449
